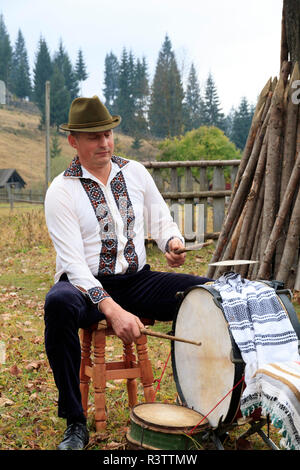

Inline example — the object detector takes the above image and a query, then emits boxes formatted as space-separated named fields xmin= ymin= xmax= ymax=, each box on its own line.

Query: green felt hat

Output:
xmin=60 ymin=95 xmax=121 ymax=132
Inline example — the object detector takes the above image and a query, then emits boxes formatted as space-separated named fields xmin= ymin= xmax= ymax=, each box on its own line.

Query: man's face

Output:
xmin=68 ymin=130 xmax=114 ymax=173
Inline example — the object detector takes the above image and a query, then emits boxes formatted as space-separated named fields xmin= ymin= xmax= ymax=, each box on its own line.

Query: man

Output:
xmin=44 ymin=96 xmax=210 ymax=450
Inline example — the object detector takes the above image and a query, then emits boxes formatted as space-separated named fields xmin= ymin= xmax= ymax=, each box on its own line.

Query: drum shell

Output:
xmin=171 ymin=281 xmax=300 ymax=428
xmin=126 ymin=403 xmax=209 ymax=450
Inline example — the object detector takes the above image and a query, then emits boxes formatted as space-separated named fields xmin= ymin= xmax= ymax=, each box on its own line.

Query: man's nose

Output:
xmin=98 ymin=135 xmax=109 ymax=146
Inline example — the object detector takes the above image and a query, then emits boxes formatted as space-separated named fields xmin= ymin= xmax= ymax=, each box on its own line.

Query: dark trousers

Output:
xmin=44 ymin=264 xmax=210 ymax=422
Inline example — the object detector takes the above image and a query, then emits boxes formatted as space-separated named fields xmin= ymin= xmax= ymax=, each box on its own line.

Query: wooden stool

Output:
xmin=79 ymin=318 xmax=156 ymax=431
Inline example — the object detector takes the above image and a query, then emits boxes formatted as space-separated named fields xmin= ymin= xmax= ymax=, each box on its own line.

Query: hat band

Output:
xmin=68 ymin=117 xmax=116 ymax=129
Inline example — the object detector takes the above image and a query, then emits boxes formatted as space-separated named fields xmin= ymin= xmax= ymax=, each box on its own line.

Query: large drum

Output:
xmin=126 ymin=402 xmax=209 ymax=450
xmin=171 ymin=282 xmax=300 ymax=429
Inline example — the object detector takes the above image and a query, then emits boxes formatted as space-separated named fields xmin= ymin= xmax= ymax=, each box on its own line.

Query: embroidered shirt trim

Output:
xmin=110 ymin=171 xmax=138 ymax=273
xmin=87 ymin=286 xmax=110 ymax=304
xmin=63 ymin=155 xmax=129 ymax=178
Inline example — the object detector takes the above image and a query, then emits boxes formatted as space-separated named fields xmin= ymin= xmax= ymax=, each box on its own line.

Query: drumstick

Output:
xmin=173 ymin=241 xmax=213 ymax=254
xmin=140 ymin=328 xmax=201 ymax=346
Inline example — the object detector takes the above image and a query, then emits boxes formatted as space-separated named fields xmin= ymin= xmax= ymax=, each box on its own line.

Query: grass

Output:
xmin=0 ymin=204 xmax=299 ymax=451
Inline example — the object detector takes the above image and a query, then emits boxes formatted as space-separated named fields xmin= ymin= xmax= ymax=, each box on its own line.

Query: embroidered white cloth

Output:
xmin=45 ymin=156 xmax=184 ymax=304
xmin=213 ymin=272 xmax=300 ymax=449
xmin=254 ymin=362 xmax=300 ymax=449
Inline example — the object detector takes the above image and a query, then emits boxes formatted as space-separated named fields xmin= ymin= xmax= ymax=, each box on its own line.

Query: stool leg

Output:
xmin=136 ymin=334 xmax=155 ymax=403
xmin=80 ymin=329 xmax=92 ymax=418
xmin=93 ymin=328 xmax=107 ymax=431
xmin=123 ymin=342 xmax=138 ymax=408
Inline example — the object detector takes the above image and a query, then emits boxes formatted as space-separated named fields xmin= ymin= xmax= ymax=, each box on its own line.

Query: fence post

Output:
xmin=153 ymin=168 xmax=164 ymax=192
xmin=184 ymin=167 xmax=195 ymax=241
xmin=231 ymin=165 xmax=238 ymax=187
xmin=199 ymin=167 xmax=208 ymax=235
xmin=169 ymin=168 xmax=180 ymax=230
xmin=212 ymin=167 xmax=225 ymax=232
xmin=7 ymin=184 xmax=14 ymax=210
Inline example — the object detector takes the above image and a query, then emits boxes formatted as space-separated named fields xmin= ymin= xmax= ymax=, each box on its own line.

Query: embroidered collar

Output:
xmin=63 ymin=155 xmax=130 ymax=178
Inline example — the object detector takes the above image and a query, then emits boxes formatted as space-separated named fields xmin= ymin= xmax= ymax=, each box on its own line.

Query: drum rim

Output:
xmin=130 ymin=402 xmax=209 ymax=432
xmin=172 ymin=280 xmax=300 ymax=428
xmin=171 ymin=283 xmax=244 ymax=427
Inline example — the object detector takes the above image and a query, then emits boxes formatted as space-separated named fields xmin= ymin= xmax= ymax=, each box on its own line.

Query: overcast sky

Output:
xmin=1 ymin=0 xmax=283 ymax=113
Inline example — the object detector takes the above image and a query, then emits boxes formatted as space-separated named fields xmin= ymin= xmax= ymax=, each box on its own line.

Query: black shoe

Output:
xmin=57 ymin=422 xmax=89 ymax=450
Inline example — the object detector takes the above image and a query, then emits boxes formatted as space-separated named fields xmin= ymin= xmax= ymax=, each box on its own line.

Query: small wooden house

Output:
xmin=0 ymin=169 xmax=26 ymax=190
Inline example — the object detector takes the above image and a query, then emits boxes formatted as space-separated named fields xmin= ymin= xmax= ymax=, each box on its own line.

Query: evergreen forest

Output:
xmin=0 ymin=13 xmax=254 ymax=151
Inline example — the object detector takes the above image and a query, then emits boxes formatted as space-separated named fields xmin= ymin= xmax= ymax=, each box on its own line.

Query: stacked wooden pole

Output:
xmin=206 ymin=43 xmax=300 ymax=289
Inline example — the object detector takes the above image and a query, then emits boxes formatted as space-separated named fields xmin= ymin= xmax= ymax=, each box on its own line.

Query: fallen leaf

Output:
xmin=9 ymin=365 xmax=21 ymax=376
xmin=0 ymin=397 xmax=14 ymax=407
xmin=25 ymin=382 xmax=35 ymax=391
xmin=1 ymin=413 xmax=14 ymax=420
xmin=25 ymin=361 xmax=42 ymax=371
xmin=32 ymin=336 xmax=43 ymax=344
xmin=156 ymin=360 xmax=164 ymax=369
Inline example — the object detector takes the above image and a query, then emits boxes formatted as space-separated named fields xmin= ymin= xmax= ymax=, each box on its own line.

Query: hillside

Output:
xmin=0 ymin=106 xmax=160 ymax=191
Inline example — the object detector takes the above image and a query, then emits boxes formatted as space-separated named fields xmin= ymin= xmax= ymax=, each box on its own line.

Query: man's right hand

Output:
xmin=98 ymin=297 xmax=144 ymax=344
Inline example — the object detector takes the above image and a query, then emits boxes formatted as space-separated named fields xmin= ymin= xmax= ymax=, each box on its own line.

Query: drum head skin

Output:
xmin=172 ymin=286 xmax=242 ymax=428
xmin=132 ymin=403 xmax=208 ymax=430
xmin=127 ymin=403 xmax=209 ymax=450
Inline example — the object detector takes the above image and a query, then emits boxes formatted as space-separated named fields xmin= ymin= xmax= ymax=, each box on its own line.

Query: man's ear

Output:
xmin=68 ymin=133 xmax=78 ymax=149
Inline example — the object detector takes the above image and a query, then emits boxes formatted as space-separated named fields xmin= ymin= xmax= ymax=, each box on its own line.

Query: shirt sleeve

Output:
xmin=142 ymin=166 xmax=184 ymax=252
xmin=44 ymin=179 xmax=110 ymax=304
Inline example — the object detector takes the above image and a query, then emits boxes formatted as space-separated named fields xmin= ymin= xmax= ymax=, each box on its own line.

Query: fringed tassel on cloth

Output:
xmin=254 ymin=362 xmax=300 ymax=450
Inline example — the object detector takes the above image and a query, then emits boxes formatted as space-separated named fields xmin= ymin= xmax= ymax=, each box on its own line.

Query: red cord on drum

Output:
xmin=153 ymin=350 xmax=171 ymax=399
xmin=187 ymin=375 xmax=245 ymax=434
xmin=152 ymin=352 xmax=244 ymax=434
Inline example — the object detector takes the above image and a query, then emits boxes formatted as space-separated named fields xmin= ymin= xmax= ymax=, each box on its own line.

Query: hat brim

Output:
xmin=59 ymin=115 xmax=121 ymax=132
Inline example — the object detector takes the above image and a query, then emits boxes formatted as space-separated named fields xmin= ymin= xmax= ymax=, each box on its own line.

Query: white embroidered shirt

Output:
xmin=44 ymin=155 xmax=184 ymax=304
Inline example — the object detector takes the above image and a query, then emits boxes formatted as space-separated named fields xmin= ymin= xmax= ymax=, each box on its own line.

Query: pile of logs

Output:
xmin=206 ymin=55 xmax=300 ymax=290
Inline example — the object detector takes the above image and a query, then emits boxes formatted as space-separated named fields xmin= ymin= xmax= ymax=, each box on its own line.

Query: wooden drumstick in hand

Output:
xmin=140 ymin=328 xmax=201 ymax=346
xmin=173 ymin=241 xmax=213 ymax=254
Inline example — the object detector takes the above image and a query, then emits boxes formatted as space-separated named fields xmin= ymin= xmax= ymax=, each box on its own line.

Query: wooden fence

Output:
xmin=0 ymin=187 xmax=44 ymax=209
xmin=143 ymin=160 xmax=240 ymax=242
xmin=0 ymin=159 xmax=240 ymax=241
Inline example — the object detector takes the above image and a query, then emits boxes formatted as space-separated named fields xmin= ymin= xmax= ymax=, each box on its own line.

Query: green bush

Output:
xmin=158 ymin=126 xmax=241 ymax=182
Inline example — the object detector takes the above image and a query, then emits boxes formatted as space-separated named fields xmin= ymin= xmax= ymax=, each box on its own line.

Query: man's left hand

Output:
xmin=165 ymin=238 xmax=186 ymax=268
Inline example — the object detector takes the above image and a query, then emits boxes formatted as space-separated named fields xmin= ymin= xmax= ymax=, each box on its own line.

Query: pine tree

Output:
xmin=50 ymin=64 xmax=70 ymax=128
xmin=75 ymin=48 xmax=88 ymax=93
xmin=230 ymin=97 xmax=254 ymax=150
xmin=0 ymin=14 xmax=12 ymax=87
xmin=223 ymin=106 xmax=235 ymax=140
xmin=53 ymin=40 xmax=79 ymax=101
xmin=183 ymin=63 xmax=202 ymax=131
xmin=202 ymin=72 xmax=225 ymax=130
xmin=33 ymin=37 xmax=52 ymax=118
xmin=10 ymin=29 xmax=31 ymax=99
xmin=116 ymin=48 xmax=135 ymax=135
xmin=149 ymin=35 xmax=184 ymax=138
xmin=132 ymin=56 xmax=149 ymax=136
xmin=103 ymin=51 xmax=119 ymax=114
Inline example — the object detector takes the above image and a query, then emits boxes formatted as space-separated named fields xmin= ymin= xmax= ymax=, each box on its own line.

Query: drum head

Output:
xmin=172 ymin=286 xmax=241 ymax=428
xmin=131 ymin=403 xmax=208 ymax=431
